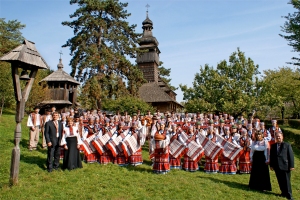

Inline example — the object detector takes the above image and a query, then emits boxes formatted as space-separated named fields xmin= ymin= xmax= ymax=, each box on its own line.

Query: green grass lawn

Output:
xmin=0 ymin=114 xmax=299 ymax=200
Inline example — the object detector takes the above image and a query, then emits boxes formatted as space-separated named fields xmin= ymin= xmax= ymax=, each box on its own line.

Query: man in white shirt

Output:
xmin=27 ymin=106 xmax=42 ymax=151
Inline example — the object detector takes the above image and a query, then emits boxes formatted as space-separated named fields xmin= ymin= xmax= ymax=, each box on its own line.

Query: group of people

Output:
xmin=27 ymin=107 xmax=295 ymax=200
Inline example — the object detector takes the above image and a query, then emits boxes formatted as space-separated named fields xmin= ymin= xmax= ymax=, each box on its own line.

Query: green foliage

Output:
xmin=102 ymin=96 xmax=154 ymax=114
xmin=62 ymin=0 xmax=140 ymax=77
xmin=260 ymin=67 xmax=300 ymax=118
xmin=287 ymin=119 xmax=300 ymax=129
xmin=180 ymin=48 xmax=259 ymax=116
xmin=280 ymin=0 xmax=300 ymax=66
xmin=0 ymin=113 xmax=300 ymax=199
xmin=0 ymin=18 xmax=25 ymax=115
xmin=158 ymin=61 xmax=178 ymax=91
xmin=0 ymin=18 xmax=25 ymax=56
xmin=62 ymin=0 xmax=145 ymax=98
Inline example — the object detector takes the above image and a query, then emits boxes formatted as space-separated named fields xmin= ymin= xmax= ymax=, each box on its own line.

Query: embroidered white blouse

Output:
xmin=250 ymin=140 xmax=269 ymax=162
xmin=60 ymin=126 xmax=83 ymax=146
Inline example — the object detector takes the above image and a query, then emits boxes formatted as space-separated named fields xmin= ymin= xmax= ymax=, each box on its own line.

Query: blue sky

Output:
xmin=0 ymin=0 xmax=298 ymax=102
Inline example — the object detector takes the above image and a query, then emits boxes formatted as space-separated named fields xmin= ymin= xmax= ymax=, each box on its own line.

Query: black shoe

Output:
xmin=47 ymin=169 xmax=53 ymax=173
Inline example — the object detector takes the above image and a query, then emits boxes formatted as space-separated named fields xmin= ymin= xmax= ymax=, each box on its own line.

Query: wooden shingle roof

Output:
xmin=0 ymin=39 xmax=48 ymax=69
xmin=40 ymin=58 xmax=80 ymax=85
xmin=139 ymin=82 xmax=183 ymax=107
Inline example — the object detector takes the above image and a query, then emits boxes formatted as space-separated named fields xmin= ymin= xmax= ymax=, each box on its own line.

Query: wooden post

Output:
xmin=9 ymin=65 xmax=37 ymax=185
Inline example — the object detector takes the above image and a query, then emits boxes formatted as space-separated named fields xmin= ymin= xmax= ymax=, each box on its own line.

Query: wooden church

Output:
xmin=39 ymin=57 xmax=80 ymax=112
xmin=137 ymin=12 xmax=183 ymax=112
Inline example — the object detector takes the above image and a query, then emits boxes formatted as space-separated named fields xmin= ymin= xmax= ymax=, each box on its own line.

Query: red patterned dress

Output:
xmin=99 ymin=126 xmax=113 ymax=164
xmin=169 ymin=131 xmax=181 ymax=169
xmin=239 ymin=136 xmax=252 ymax=174
xmin=219 ymin=135 xmax=237 ymax=174
xmin=83 ymin=125 xmax=99 ymax=163
xmin=153 ymin=130 xmax=170 ymax=174
xmin=204 ymin=134 xmax=219 ymax=173
xmin=182 ymin=133 xmax=201 ymax=172
xmin=114 ymin=130 xmax=128 ymax=166
xmin=129 ymin=129 xmax=143 ymax=166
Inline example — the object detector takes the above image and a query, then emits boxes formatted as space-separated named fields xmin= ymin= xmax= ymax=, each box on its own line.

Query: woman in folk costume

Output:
xmin=268 ymin=120 xmax=281 ymax=146
xmin=204 ymin=127 xmax=221 ymax=173
xmin=180 ymin=126 xmax=202 ymax=172
xmin=128 ymin=122 xmax=143 ymax=166
xmin=260 ymin=122 xmax=271 ymax=143
xmin=219 ymin=126 xmax=239 ymax=174
xmin=195 ymin=121 xmax=207 ymax=136
xmin=112 ymin=122 xmax=130 ymax=166
xmin=61 ymin=118 xmax=83 ymax=170
xmin=231 ymin=125 xmax=240 ymax=144
xmin=238 ymin=128 xmax=252 ymax=174
xmin=248 ymin=130 xmax=272 ymax=191
xmin=82 ymin=117 xmax=99 ymax=163
xmin=98 ymin=119 xmax=114 ymax=164
xmin=152 ymin=122 xmax=170 ymax=174
xmin=168 ymin=123 xmax=182 ymax=169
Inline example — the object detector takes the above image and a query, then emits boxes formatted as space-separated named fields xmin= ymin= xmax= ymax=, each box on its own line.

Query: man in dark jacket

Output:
xmin=44 ymin=112 xmax=63 ymax=172
xmin=270 ymin=131 xmax=294 ymax=200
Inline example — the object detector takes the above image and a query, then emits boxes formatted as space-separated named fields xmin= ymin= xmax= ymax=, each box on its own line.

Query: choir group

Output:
xmin=26 ymin=106 xmax=295 ymax=199
xmin=30 ymin=108 xmax=280 ymax=174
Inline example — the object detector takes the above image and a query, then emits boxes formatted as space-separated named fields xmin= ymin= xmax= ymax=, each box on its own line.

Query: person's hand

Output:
xmin=270 ymin=167 xmax=273 ymax=171
xmin=265 ymin=161 xmax=269 ymax=165
xmin=47 ymin=142 xmax=52 ymax=147
xmin=64 ymin=145 xmax=68 ymax=150
xmin=31 ymin=127 xmax=35 ymax=131
xmin=290 ymin=168 xmax=295 ymax=171
xmin=77 ymin=144 xmax=81 ymax=149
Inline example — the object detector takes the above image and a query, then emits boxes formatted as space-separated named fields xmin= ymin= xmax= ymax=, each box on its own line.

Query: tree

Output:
xmin=180 ymin=48 xmax=260 ymax=116
xmin=102 ymin=95 xmax=154 ymax=115
xmin=158 ymin=61 xmax=177 ymax=91
xmin=62 ymin=0 xmax=144 ymax=99
xmin=0 ymin=18 xmax=25 ymax=116
xmin=280 ymin=0 xmax=300 ymax=66
xmin=260 ymin=67 xmax=300 ymax=118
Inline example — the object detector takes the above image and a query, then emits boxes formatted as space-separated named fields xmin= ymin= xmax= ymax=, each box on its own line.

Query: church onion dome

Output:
xmin=142 ymin=16 xmax=153 ymax=26
xmin=139 ymin=14 xmax=159 ymax=46
xmin=138 ymin=36 xmax=159 ymax=46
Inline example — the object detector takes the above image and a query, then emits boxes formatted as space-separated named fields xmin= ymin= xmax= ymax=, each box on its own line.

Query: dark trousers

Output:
xmin=47 ymin=139 xmax=60 ymax=170
xmin=275 ymin=169 xmax=292 ymax=199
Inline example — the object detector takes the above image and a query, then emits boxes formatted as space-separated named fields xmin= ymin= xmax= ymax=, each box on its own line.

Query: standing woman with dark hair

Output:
xmin=249 ymin=130 xmax=272 ymax=191
xmin=61 ymin=118 xmax=83 ymax=170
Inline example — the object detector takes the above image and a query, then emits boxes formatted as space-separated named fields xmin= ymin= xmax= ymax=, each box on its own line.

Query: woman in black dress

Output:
xmin=249 ymin=130 xmax=271 ymax=191
xmin=60 ymin=118 xmax=83 ymax=170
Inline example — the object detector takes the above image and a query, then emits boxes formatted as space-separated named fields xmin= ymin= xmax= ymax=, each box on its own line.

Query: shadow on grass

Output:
xmin=202 ymin=176 xmax=278 ymax=196
xmin=9 ymin=138 xmax=29 ymax=149
xmin=20 ymin=154 xmax=46 ymax=170
xmin=125 ymin=164 xmax=153 ymax=173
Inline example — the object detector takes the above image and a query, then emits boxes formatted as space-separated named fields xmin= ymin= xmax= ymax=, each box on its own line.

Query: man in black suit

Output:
xmin=270 ymin=131 xmax=294 ymax=200
xmin=44 ymin=112 xmax=63 ymax=172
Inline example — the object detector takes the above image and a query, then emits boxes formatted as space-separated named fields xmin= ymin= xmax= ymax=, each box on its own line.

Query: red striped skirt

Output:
xmin=169 ymin=155 xmax=181 ymax=169
xmin=204 ymin=156 xmax=219 ymax=173
xmin=129 ymin=148 xmax=143 ymax=166
xmin=84 ymin=152 xmax=99 ymax=163
xmin=182 ymin=154 xmax=199 ymax=172
xmin=239 ymin=151 xmax=251 ymax=174
xmin=99 ymin=150 xmax=113 ymax=164
xmin=115 ymin=152 xmax=128 ymax=166
xmin=153 ymin=149 xmax=170 ymax=174
xmin=219 ymin=155 xmax=237 ymax=174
